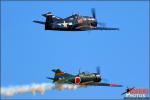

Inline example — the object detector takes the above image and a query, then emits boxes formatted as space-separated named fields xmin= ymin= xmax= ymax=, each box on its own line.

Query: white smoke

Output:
xmin=1 ymin=83 xmax=80 ymax=97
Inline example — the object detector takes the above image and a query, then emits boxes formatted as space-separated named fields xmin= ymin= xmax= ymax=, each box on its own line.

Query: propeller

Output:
xmin=91 ymin=8 xmax=96 ymax=19
xmin=96 ymin=66 xmax=101 ymax=75
xmin=96 ymin=66 xmax=110 ymax=83
xmin=91 ymin=8 xmax=98 ymax=27
xmin=98 ymin=22 xmax=106 ymax=27
xmin=79 ymin=68 xmax=81 ymax=74
xmin=101 ymin=78 xmax=110 ymax=83
xmin=76 ymin=67 xmax=81 ymax=76
xmin=91 ymin=8 xmax=107 ymax=27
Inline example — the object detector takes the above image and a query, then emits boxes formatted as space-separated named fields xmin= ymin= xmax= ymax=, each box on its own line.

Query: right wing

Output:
xmin=94 ymin=27 xmax=119 ymax=30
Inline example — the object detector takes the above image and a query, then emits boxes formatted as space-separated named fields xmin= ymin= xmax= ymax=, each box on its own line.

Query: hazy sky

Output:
xmin=1 ymin=1 xmax=149 ymax=99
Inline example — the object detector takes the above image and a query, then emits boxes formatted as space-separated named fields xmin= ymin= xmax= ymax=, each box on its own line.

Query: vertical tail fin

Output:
xmin=52 ymin=69 xmax=64 ymax=75
xmin=51 ymin=69 xmax=65 ymax=82
xmin=42 ymin=12 xmax=53 ymax=30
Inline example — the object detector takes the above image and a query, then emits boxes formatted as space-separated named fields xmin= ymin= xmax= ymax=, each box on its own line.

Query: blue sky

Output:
xmin=1 ymin=1 xmax=149 ymax=99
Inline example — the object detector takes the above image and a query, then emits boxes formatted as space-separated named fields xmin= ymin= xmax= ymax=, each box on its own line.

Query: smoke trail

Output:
xmin=1 ymin=83 xmax=80 ymax=97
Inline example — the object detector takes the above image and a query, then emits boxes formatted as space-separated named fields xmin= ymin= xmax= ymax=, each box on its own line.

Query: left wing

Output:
xmin=80 ymin=82 xmax=122 ymax=87
xmin=75 ymin=25 xmax=119 ymax=31
xmin=93 ymin=27 xmax=119 ymax=30
xmin=75 ymin=25 xmax=94 ymax=31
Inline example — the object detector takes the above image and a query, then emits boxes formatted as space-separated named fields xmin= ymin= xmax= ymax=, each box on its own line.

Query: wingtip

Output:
xmin=110 ymin=84 xmax=123 ymax=87
xmin=117 ymin=28 xmax=120 ymax=31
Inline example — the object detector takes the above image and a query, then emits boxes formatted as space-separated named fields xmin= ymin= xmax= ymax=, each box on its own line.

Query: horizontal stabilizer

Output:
xmin=33 ymin=20 xmax=45 ymax=24
xmin=47 ymin=77 xmax=54 ymax=80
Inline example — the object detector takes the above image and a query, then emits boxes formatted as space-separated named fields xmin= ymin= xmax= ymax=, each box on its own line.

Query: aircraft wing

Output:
xmin=93 ymin=27 xmax=119 ymax=30
xmin=75 ymin=25 xmax=94 ymax=30
xmin=80 ymin=82 xmax=122 ymax=87
xmin=95 ymin=83 xmax=122 ymax=87
xmin=75 ymin=26 xmax=119 ymax=31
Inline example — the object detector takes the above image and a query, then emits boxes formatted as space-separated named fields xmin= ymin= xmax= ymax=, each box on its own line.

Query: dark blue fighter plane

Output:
xmin=33 ymin=8 xmax=119 ymax=31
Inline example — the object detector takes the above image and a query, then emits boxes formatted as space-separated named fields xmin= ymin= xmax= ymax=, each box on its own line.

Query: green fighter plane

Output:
xmin=47 ymin=67 xmax=123 ymax=87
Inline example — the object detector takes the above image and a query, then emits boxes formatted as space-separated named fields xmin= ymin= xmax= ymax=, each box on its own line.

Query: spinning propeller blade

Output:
xmin=79 ymin=68 xmax=81 ymax=74
xmin=91 ymin=8 xmax=96 ymax=19
xmin=91 ymin=8 xmax=107 ymax=27
xmin=96 ymin=66 xmax=101 ymax=75
xmin=98 ymin=22 xmax=106 ymax=27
